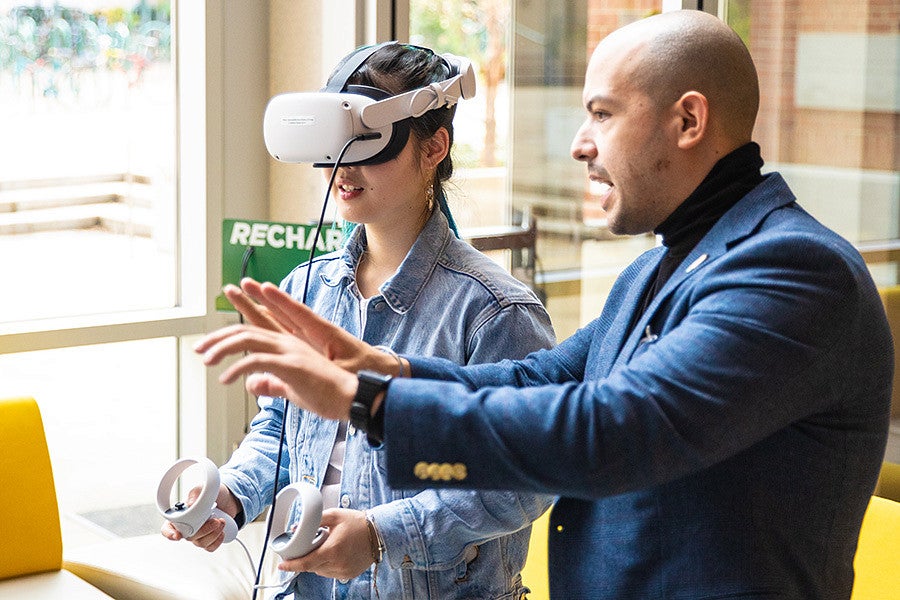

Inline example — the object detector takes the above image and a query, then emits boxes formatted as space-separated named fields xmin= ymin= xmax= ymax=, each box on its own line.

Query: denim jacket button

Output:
xmin=340 ymin=493 xmax=351 ymax=508
xmin=348 ymin=424 xmax=357 ymax=436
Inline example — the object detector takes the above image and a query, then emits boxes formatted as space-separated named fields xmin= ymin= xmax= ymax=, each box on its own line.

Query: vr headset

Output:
xmin=263 ymin=41 xmax=476 ymax=167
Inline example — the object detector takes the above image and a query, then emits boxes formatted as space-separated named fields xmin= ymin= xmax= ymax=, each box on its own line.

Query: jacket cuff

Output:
xmin=219 ymin=468 xmax=261 ymax=526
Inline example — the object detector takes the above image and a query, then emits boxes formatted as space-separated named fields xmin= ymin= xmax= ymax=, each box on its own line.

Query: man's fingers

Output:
xmin=218 ymin=352 xmax=287 ymax=385
xmin=237 ymin=279 xmax=364 ymax=363
xmin=256 ymin=281 xmax=334 ymax=342
xmin=199 ymin=327 xmax=290 ymax=368
xmin=245 ymin=372 xmax=291 ymax=399
xmin=240 ymin=278 xmax=312 ymax=338
xmin=237 ymin=277 xmax=266 ymax=303
xmin=223 ymin=284 xmax=284 ymax=332
xmin=193 ymin=323 xmax=252 ymax=354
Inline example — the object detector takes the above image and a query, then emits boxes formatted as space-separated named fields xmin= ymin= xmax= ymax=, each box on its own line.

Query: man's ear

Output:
xmin=674 ymin=91 xmax=708 ymax=150
xmin=421 ymin=127 xmax=451 ymax=170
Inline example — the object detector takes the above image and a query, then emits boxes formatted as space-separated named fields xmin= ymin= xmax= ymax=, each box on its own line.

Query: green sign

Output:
xmin=218 ymin=218 xmax=344 ymax=311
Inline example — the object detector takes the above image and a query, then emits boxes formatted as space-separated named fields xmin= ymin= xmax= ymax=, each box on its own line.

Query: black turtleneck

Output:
xmin=640 ymin=142 xmax=764 ymax=315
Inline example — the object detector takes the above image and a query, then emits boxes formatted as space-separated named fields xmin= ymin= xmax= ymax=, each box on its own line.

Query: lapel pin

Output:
xmin=685 ymin=253 xmax=708 ymax=273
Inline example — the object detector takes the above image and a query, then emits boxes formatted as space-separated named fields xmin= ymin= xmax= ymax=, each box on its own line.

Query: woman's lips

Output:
xmin=337 ymin=183 xmax=364 ymax=201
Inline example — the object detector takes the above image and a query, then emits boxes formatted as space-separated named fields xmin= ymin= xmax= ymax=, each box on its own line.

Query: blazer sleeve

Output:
xmin=385 ymin=232 xmax=889 ymax=499
xmin=407 ymin=315 xmax=597 ymax=389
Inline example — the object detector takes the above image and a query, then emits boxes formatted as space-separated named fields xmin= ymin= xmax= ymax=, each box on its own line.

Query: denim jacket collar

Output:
xmin=326 ymin=209 xmax=453 ymax=315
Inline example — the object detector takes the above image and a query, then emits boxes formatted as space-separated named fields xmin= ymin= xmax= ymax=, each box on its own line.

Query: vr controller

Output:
xmin=267 ymin=481 xmax=329 ymax=560
xmin=157 ymin=457 xmax=328 ymax=560
xmin=263 ymin=42 xmax=476 ymax=166
xmin=156 ymin=457 xmax=239 ymax=543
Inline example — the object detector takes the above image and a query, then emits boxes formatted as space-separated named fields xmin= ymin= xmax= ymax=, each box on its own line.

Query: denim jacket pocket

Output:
xmin=454 ymin=544 xmax=479 ymax=582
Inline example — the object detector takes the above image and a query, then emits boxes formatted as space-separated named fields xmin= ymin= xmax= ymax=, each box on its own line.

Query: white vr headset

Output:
xmin=263 ymin=41 xmax=476 ymax=167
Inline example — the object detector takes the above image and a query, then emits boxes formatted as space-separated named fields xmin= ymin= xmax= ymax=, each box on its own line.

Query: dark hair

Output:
xmin=326 ymin=43 xmax=457 ymax=196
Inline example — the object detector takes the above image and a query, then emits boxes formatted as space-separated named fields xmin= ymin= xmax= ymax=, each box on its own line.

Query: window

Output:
xmin=0 ymin=1 xmax=177 ymax=323
xmin=723 ymin=0 xmax=900 ymax=460
xmin=0 ymin=1 xmax=261 ymax=547
xmin=0 ymin=1 xmax=185 ymax=534
xmin=411 ymin=0 xmax=664 ymax=339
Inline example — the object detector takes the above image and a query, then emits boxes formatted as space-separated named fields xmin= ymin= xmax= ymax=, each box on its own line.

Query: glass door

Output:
xmin=724 ymin=0 xmax=900 ymax=461
xmin=411 ymin=0 xmax=899 ymax=379
xmin=411 ymin=0 xmax=665 ymax=339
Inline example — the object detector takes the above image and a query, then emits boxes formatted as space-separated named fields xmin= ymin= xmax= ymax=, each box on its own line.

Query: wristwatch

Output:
xmin=350 ymin=370 xmax=392 ymax=445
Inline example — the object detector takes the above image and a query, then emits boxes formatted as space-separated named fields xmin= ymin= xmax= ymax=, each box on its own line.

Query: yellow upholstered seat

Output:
xmin=0 ymin=397 xmax=62 ymax=580
xmin=0 ymin=397 xmax=111 ymax=598
xmin=521 ymin=508 xmax=551 ymax=599
xmin=850 ymin=495 xmax=900 ymax=599
xmin=874 ymin=461 xmax=900 ymax=503
xmin=877 ymin=286 xmax=900 ymax=419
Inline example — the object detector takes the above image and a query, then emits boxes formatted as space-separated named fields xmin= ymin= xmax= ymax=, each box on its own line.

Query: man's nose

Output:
xmin=570 ymin=122 xmax=596 ymax=162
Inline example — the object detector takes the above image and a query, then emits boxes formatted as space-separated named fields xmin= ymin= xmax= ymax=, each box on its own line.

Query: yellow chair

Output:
xmin=877 ymin=286 xmax=900 ymax=419
xmin=850 ymin=495 xmax=900 ymax=599
xmin=874 ymin=461 xmax=900 ymax=503
xmin=0 ymin=397 xmax=112 ymax=599
xmin=521 ymin=508 xmax=551 ymax=600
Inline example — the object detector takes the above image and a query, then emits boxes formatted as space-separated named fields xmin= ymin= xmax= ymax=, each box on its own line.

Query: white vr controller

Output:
xmin=267 ymin=481 xmax=329 ymax=560
xmin=156 ymin=457 xmax=239 ymax=543
xmin=156 ymin=457 xmax=328 ymax=560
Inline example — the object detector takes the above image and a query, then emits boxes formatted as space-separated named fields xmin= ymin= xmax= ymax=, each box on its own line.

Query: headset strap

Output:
xmin=359 ymin=55 xmax=475 ymax=129
xmin=323 ymin=41 xmax=398 ymax=93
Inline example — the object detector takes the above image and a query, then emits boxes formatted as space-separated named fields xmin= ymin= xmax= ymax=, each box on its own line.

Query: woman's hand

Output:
xmin=160 ymin=484 xmax=242 ymax=552
xmin=277 ymin=509 xmax=376 ymax=581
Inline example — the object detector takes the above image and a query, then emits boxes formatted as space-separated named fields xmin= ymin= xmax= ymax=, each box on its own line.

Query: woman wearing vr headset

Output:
xmin=165 ymin=43 xmax=555 ymax=599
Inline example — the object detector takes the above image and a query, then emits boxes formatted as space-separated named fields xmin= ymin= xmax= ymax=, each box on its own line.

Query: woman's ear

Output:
xmin=421 ymin=127 xmax=451 ymax=170
xmin=674 ymin=91 xmax=709 ymax=150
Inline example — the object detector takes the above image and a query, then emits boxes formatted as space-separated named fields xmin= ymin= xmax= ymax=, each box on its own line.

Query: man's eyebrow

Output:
xmin=585 ymin=94 xmax=617 ymax=111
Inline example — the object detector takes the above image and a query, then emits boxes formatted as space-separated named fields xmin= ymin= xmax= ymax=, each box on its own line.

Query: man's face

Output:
xmin=570 ymin=41 xmax=678 ymax=236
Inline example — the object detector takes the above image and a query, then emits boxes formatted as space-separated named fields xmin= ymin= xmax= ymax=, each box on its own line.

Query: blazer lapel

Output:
xmin=598 ymin=247 xmax=664 ymax=376
xmin=614 ymin=173 xmax=798 ymax=367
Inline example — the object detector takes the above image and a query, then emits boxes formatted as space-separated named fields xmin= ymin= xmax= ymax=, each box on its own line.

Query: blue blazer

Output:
xmin=385 ymin=173 xmax=893 ymax=599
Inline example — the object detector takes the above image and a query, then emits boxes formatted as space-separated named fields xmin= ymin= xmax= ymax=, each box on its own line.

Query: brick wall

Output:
xmin=751 ymin=0 xmax=898 ymax=171
xmin=579 ymin=1 xmax=897 ymax=172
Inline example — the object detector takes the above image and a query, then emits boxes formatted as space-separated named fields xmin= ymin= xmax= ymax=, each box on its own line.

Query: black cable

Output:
xmin=239 ymin=246 xmax=257 ymax=431
xmin=238 ymin=246 xmax=255 ymax=325
xmin=250 ymin=134 xmax=370 ymax=600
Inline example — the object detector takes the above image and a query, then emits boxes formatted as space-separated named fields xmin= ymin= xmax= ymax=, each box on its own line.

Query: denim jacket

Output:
xmin=221 ymin=209 xmax=556 ymax=599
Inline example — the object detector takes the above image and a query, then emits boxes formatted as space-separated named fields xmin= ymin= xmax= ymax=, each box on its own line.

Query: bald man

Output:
xmin=200 ymin=10 xmax=892 ymax=598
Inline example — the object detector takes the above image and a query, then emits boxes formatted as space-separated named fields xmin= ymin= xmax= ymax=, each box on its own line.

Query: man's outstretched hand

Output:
xmin=194 ymin=278 xmax=402 ymax=419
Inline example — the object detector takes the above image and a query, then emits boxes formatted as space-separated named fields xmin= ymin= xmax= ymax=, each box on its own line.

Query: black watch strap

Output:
xmin=350 ymin=370 xmax=391 ymax=445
